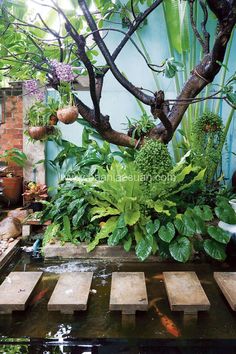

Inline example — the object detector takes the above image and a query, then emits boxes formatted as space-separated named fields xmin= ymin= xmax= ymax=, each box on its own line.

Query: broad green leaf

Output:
xmin=146 ymin=220 xmax=154 ymax=235
xmin=215 ymin=203 xmax=236 ymax=224
xmin=90 ymin=206 xmax=119 ymax=221
xmin=158 ymin=222 xmax=175 ymax=243
xmin=193 ymin=205 xmax=213 ymax=221
xmin=203 ymin=239 xmax=227 ymax=261
xmin=169 ymin=237 xmax=191 ymax=263
xmin=153 ymin=219 xmax=161 ymax=233
xmin=87 ymin=216 xmax=118 ymax=252
xmin=174 ymin=217 xmax=195 ymax=237
xmin=154 ymin=200 xmax=176 ymax=216
xmin=72 ymin=205 xmax=87 ymax=227
xmin=207 ymin=226 xmax=231 ymax=244
xmin=123 ymin=236 xmax=132 ymax=252
xmin=108 ymin=226 xmax=128 ymax=246
xmin=124 ymin=209 xmax=140 ymax=226
xmin=136 ymin=234 xmax=153 ymax=261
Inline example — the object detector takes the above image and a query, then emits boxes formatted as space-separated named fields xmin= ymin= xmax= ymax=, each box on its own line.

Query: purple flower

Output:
xmin=23 ymin=80 xmax=44 ymax=101
xmin=50 ymin=60 xmax=75 ymax=82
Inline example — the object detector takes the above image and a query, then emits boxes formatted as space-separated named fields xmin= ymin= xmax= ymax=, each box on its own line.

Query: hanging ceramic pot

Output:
xmin=57 ymin=106 xmax=78 ymax=124
xmin=28 ymin=126 xmax=48 ymax=140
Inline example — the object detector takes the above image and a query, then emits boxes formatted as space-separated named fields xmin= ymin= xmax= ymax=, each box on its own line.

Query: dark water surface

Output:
xmin=0 ymin=252 xmax=236 ymax=353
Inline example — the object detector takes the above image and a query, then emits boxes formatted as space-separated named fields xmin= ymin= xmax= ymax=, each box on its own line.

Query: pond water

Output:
xmin=0 ymin=252 xmax=236 ymax=352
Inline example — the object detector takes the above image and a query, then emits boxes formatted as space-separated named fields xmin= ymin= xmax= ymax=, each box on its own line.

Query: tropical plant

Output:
xmin=22 ymin=182 xmax=48 ymax=202
xmin=41 ymin=179 xmax=99 ymax=245
xmin=0 ymin=148 xmax=27 ymax=169
xmin=25 ymin=101 xmax=49 ymax=127
xmin=190 ymin=112 xmax=225 ymax=184
xmin=126 ymin=112 xmax=156 ymax=140
xmin=0 ymin=0 xmax=235 ymax=149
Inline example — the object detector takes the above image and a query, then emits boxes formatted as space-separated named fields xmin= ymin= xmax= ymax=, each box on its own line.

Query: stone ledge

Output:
xmin=0 ymin=239 xmax=21 ymax=270
xmin=44 ymin=241 xmax=160 ymax=262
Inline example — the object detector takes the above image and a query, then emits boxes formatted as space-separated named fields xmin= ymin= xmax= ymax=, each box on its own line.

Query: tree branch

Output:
xmin=78 ymin=0 xmax=155 ymax=106
xmin=74 ymin=95 xmax=137 ymax=147
xmin=151 ymin=0 xmax=236 ymax=141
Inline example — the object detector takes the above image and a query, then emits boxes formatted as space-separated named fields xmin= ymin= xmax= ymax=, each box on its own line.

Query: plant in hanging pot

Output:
xmin=26 ymin=101 xmax=56 ymax=141
xmin=22 ymin=181 xmax=48 ymax=211
xmin=45 ymin=97 xmax=59 ymax=126
xmin=49 ymin=60 xmax=78 ymax=125
xmin=0 ymin=148 xmax=27 ymax=205
xmin=56 ymin=82 xmax=78 ymax=124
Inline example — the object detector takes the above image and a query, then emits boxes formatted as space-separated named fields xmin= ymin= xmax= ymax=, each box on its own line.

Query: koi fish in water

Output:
xmin=149 ymin=298 xmax=181 ymax=338
xmin=30 ymin=288 xmax=49 ymax=306
xmin=152 ymin=274 xmax=164 ymax=281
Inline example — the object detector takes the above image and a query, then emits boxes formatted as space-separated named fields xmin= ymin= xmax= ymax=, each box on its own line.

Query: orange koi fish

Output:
xmin=152 ymin=274 xmax=164 ymax=281
xmin=30 ymin=288 xmax=49 ymax=306
xmin=149 ymin=298 xmax=181 ymax=338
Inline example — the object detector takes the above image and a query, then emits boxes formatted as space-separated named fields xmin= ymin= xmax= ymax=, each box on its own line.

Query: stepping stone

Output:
xmin=48 ymin=272 xmax=93 ymax=314
xmin=163 ymin=271 xmax=210 ymax=315
xmin=0 ymin=272 xmax=43 ymax=314
xmin=214 ymin=272 xmax=236 ymax=311
xmin=110 ymin=272 xmax=148 ymax=315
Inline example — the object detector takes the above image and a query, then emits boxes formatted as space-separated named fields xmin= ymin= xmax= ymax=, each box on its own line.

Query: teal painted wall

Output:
xmin=46 ymin=5 xmax=236 ymax=188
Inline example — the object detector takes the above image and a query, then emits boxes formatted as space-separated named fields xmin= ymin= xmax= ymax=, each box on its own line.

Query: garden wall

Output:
xmin=0 ymin=94 xmax=23 ymax=177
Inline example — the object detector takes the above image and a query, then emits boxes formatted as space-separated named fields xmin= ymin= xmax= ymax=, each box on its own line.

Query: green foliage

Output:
xmin=191 ymin=112 xmax=225 ymax=184
xmin=126 ymin=112 xmax=156 ymax=140
xmin=135 ymin=139 xmax=172 ymax=187
xmin=0 ymin=147 xmax=27 ymax=167
xmin=25 ymin=101 xmax=50 ymax=126
xmin=41 ymin=179 xmax=98 ymax=246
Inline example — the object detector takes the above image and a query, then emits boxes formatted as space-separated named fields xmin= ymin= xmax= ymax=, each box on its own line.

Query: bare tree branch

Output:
xmin=78 ymin=0 xmax=155 ymax=106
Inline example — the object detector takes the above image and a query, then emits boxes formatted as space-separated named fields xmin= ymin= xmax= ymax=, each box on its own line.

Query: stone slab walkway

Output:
xmin=48 ymin=272 xmax=93 ymax=314
xmin=109 ymin=272 xmax=148 ymax=315
xmin=163 ymin=271 xmax=210 ymax=315
xmin=0 ymin=271 xmax=42 ymax=314
xmin=214 ymin=272 xmax=236 ymax=311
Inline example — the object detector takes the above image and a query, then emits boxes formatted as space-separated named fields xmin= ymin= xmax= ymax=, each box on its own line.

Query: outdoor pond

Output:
xmin=0 ymin=252 xmax=236 ymax=347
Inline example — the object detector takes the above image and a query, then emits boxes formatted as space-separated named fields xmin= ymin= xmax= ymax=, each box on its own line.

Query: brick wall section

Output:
xmin=0 ymin=96 xmax=24 ymax=177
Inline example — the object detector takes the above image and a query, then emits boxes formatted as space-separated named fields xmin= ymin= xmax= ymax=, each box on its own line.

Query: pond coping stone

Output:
xmin=44 ymin=241 xmax=161 ymax=262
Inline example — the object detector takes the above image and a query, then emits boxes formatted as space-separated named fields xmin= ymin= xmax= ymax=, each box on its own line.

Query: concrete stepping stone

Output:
xmin=163 ymin=271 xmax=210 ymax=315
xmin=0 ymin=272 xmax=43 ymax=314
xmin=214 ymin=272 xmax=236 ymax=311
xmin=48 ymin=272 xmax=93 ymax=314
xmin=109 ymin=272 xmax=148 ymax=315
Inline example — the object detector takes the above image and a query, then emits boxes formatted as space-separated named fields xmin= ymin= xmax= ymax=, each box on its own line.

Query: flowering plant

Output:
xmin=23 ymin=182 xmax=48 ymax=202
xmin=23 ymin=80 xmax=44 ymax=101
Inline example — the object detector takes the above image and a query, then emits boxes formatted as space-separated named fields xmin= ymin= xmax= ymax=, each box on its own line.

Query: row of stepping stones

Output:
xmin=0 ymin=271 xmax=235 ymax=315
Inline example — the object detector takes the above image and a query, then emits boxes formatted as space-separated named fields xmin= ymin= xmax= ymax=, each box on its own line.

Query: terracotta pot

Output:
xmin=28 ymin=126 xmax=47 ymax=140
xmin=49 ymin=115 xmax=58 ymax=126
xmin=0 ymin=176 xmax=23 ymax=205
xmin=57 ymin=106 xmax=78 ymax=124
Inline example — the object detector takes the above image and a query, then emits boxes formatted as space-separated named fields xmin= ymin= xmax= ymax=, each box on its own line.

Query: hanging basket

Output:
xmin=57 ymin=106 xmax=78 ymax=124
xmin=28 ymin=126 xmax=48 ymax=140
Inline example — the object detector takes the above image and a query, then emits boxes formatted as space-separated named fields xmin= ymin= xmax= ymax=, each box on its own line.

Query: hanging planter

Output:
xmin=57 ymin=106 xmax=78 ymax=124
xmin=56 ymin=82 xmax=78 ymax=124
xmin=28 ymin=126 xmax=48 ymax=140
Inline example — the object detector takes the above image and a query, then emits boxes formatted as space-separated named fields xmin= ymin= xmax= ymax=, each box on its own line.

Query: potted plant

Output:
xmin=0 ymin=148 xmax=27 ymax=205
xmin=57 ymin=82 xmax=78 ymax=124
xmin=26 ymin=101 xmax=55 ymax=140
xmin=45 ymin=97 xmax=59 ymax=126
xmin=22 ymin=181 xmax=48 ymax=211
